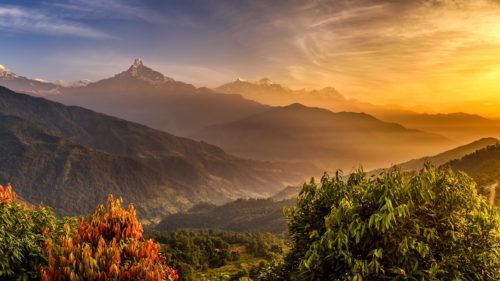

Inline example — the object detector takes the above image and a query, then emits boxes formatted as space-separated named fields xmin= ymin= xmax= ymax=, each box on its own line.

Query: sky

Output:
xmin=1 ymin=0 xmax=500 ymax=117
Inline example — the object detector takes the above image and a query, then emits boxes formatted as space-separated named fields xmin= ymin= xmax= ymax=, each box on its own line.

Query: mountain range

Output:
xmin=1 ymin=59 xmax=499 ymax=235
xmin=216 ymin=78 xmax=349 ymax=111
xmin=2 ymin=59 xmax=468 ymax=170
xmin=0 ymin=64 xmax=60 ymax=95
xmin=52 ymin=59 xmax=269 ymax=136
xmin=193 ymin=103 xmax=453 ymax=171
xmin=217 ymin=78 xmax=500 ymax=143
xmin=2 ymin=60 xmax=499 ymax=144
xmin=0 ymin=86 xmax=318 ymax=223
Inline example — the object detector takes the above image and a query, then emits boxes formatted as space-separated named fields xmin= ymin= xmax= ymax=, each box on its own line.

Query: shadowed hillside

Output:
xmin=156 ymin=198 xmax=294 ymax=234
xmin=370 ymin=137 xmax=499 ymax=174
xmin=216 ymin=79 xmax=500 ymax=143
xmin=443 ymin=144 xmax=500 ymax=188
xmin=193 ymin=103 xmax=453 ymax=171
xmin=0 ymin=86 xmax=319 ymax=223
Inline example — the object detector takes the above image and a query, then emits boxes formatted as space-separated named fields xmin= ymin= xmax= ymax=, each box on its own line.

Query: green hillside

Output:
xmin=0 ymin=86 xmax=318 ymax=223
xmin=156 ymin=198 xmax=295 ymax=234
xmin=442 ymin=144 xmax=500 ymax=205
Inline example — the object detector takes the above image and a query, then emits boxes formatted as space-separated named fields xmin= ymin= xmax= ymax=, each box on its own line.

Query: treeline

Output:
xmin=156 ymin=198 xmax=295 ymax=234
xmin=146 ymin=230 xmax=286 ymax=281
xmin=444 ymin=144 xmax=500 ymax=186
xmin=443 ymin=144 xmax=500 ymax=205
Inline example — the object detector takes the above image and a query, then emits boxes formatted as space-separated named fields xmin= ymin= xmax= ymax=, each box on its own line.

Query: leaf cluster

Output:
xmin=280 ymin=167 xmax=500 ymax=280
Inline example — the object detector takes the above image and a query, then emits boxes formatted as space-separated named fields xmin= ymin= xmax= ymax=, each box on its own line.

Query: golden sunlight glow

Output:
xmin=275 ymin=0 xmax=500 ymax=117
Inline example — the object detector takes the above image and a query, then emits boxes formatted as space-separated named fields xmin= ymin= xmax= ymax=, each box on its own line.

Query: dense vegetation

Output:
xmin=370 ymin=137 xmax=499 ymax=174
xmin=262 ymin=167 xmax=500 ymax=280
xmin=2 ymin=147 xmax=500 ymax=280
xmin=0 ymin=185 xmax=177 ymax=281
xmin=156 ymin=199 xmax=295 ymax=234
xmin=147 ymin=230 xmax=285 ymax=281
xmin=444 ymin=144 xmax=500 ymax=186
xmin=0 ymin=184 xmax=56 ymax=280
xmin=0 ymin=86 xmax=315 ymax=222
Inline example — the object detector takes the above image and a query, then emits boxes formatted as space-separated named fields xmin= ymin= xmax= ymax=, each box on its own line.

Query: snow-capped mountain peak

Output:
xmin=0 ymin=64 xmax=60 ymax=95
xmin=54 ymin=79 xmax=92 ymax=87
xmin=117 ymin=58 xmax=175 ymax=85
xmin=132 ymin=58 xmax=144 ymax=68
xmin=0 ymin=64 xmax=18 ymax=79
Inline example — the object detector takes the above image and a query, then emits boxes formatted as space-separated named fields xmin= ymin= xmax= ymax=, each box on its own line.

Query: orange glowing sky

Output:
xmin=273 ymin=0 xmax=500 ymax=118
xmin=1 ymin=0 xmax=500 ymax=117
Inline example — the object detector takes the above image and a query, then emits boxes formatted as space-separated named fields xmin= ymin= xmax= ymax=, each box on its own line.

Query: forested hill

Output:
xmin=156 ymin=198 xmax=295 ymax=234
xmin=0 ymin=86 xmax=318 ymax=222
xmin=370 ymin=137 xmax=499 ymax=174
xmin=442 ymin=144 xmax=500 ymax=205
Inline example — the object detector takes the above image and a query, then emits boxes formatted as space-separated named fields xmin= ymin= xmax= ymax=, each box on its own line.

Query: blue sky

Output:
xmin=1 ymin=0 xmax=500 ymax=116
xmin=0 ymin=0 xmax=303 ymax=86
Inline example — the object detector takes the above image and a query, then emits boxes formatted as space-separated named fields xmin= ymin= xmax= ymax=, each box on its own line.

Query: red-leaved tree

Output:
xmin=40 ymin=195 xmax=178 ymax=281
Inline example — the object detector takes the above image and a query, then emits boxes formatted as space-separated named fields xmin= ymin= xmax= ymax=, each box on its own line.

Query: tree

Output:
xmin=280 ymin=166 xmax=500 ymax=280
xmin=40 ymin=195 xmax=178 ymax=281
xmin=0 ymin=184 xmax=57 ymax=281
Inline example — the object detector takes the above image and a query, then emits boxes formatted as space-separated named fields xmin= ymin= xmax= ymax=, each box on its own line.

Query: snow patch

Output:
xmin=34 ymin=78 xmax=48 ymax=83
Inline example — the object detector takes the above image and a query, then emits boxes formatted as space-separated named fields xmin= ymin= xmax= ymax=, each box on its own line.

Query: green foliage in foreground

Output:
xmin=269 ymin=166 xmax=500 ymax=281
xmin=0 ymin=185 xmax=57 ymax=281
xmin=147 ymin=230 xmax=286 ymax=281
xmin=1 ymin=184 xmax=177 ymax=281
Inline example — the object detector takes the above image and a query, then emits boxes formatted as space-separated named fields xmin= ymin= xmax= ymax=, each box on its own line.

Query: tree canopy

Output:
xmin=276 ymin=166 xmax=500 ymax=281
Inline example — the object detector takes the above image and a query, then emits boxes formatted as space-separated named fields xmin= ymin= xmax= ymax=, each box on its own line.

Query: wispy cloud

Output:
xmin=231 ymin=0 xmax=500 ymax=112
xmin=0 ymin=6 xmax=110 ymax=38
xmin=187 ymin=0 xmax=500 ymax=115
xmin=47 ymin=0 xmax=194 ymax=26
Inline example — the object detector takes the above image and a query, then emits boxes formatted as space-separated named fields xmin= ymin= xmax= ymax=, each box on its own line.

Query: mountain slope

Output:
xmin=155 ymin=198 xmax=294 ymax=234
xmin=53 ymin=59 xmax=268 ymax=136
xmin=0 ymin=86 xmax=319 ymax=222
xmin=193 ymin=103 xmax=454 ymax=171
xmin=216 ymin=78 xmax=348 ymax=109
xmin=0 ymin=114 xmax=182 ymax=219
xmin=441 ymin=144 xmax=500 ymax=205
xmin=216 ymin=79 xmax=500 ymax=143
xmin=376 ymin=112 xmax=500 ymax=143
xmin=0 ymin=64 xmax=60 ymax=95
xmin=442 ymin=144 xmax=500 ymax=187
xmin=370 ymin=137 xmax=499 ymax=174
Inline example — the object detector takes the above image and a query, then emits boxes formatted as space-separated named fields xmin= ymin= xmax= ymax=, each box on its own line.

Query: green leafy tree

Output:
xmin=0 ymin=184 xmax=57 ymax=281
xmin=280 ymin=166 xmax=500 ymax=280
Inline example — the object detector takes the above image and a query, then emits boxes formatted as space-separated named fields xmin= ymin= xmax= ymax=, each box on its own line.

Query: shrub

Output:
xmin=40 ymin=195 xmax=178 ymax=281
xmin=0 ymin=184 xmax=57 ymax=281
xmin=281 ymin=166 xmax=500 ymax=280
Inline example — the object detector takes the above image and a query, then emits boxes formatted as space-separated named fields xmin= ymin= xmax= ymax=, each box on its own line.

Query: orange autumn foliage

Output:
xmin=0 ymin=184 xmax=16 ymax=205
xmin=40 ymin=195 xmax=178 ymax=281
